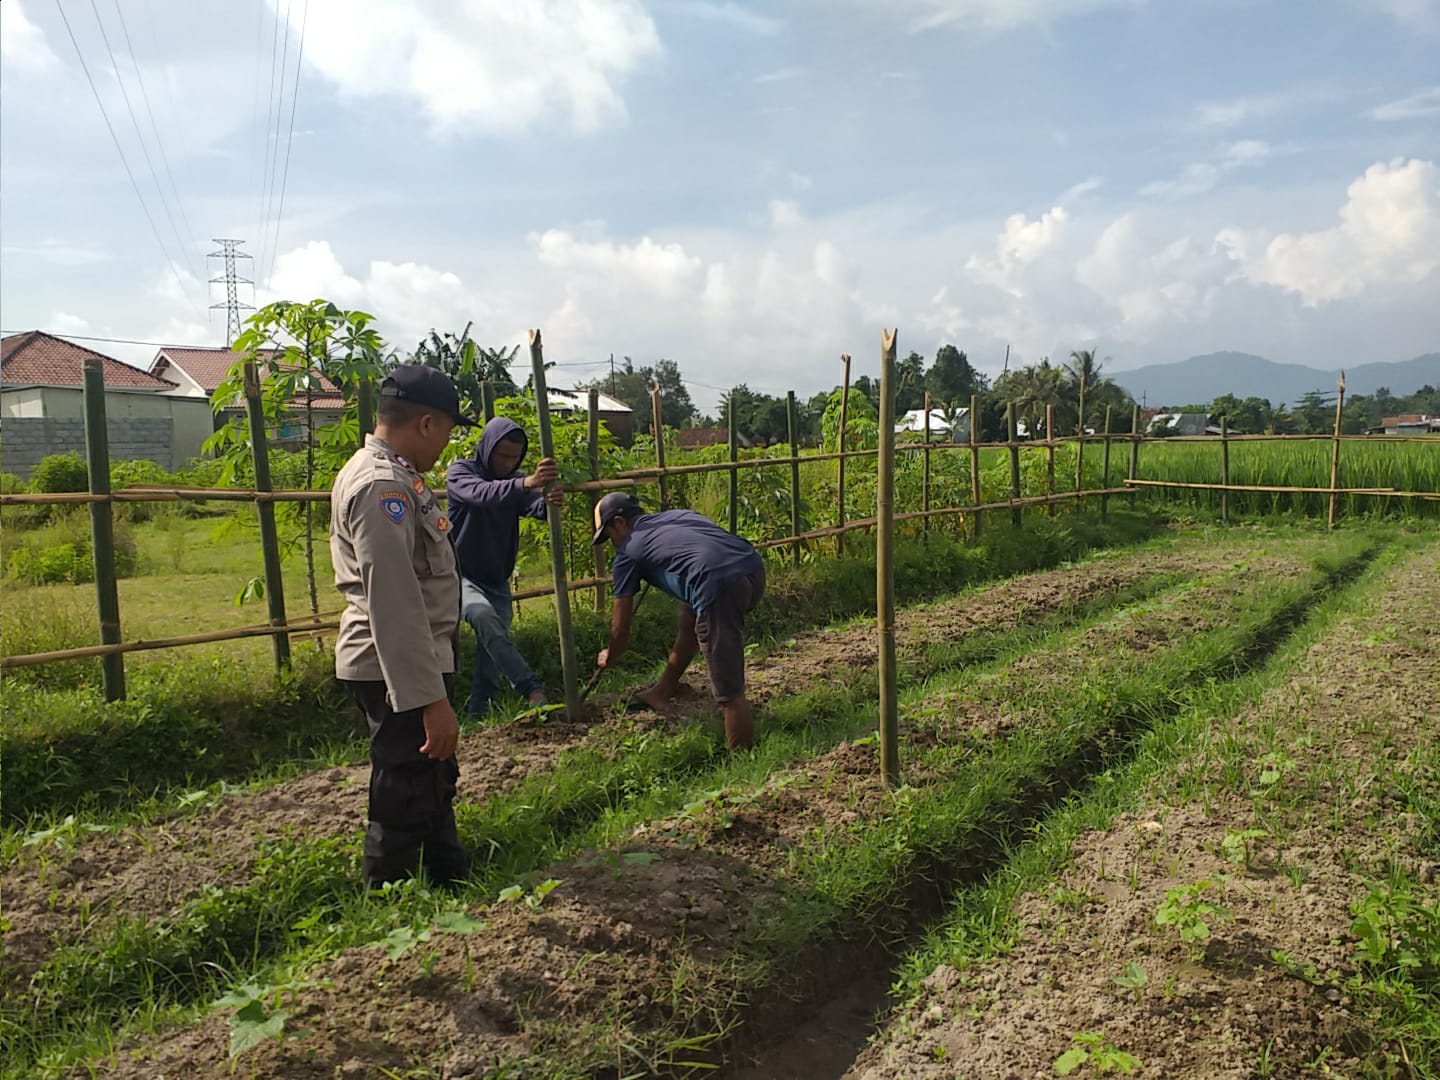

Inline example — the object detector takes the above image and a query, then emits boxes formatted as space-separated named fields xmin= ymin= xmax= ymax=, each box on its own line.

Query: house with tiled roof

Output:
xmin=150 ymin=344 xmax=348 ymax=444
xmin=1 ymin=331 xmax=215 ymax=476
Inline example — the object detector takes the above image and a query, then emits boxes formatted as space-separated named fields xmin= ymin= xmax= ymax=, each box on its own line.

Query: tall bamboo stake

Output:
xmin=727 ymin=390 xmax=739 ymax=534
xmin=787 ymin=390 xmax=802 ymax=567
xmin=529 ymin=331 xmax=580 ymax=717
xmin=877 ymin=329 xmax=900 ymax=789
xmin=244 ymin=361 xmax=291 ymax=672
xmin=1045 ymin=403 xmax=1056 ymax=517
xmin=922 ymin=390 xmax=932 ymax=540
xmin=1328 ymin=372 xmax=1346 ymax=528
xmin=81 ymin=359 xmax=126 ymax=701
xmin=650 ymin=384 xmax=668 ymax=509
xmin=1074 ymin=375 xmax=1086 ymax=510
xmin=1220 ymin=415 xmax=1230 ymax=525
xmin=1007 ymin=402 xmax=1021 ymax=527
xmin=969 ymin=392 xmax=982 ymax=538
xmin=1128 ymin=404 xmax=1141 ymax=510
xmin=587 ymin=389 xmax=606 ymax=611
xmin=1101 ymin=405 xmax=1113 ymax=520
xmin=836 ymin=354 xmax=852 ymax=556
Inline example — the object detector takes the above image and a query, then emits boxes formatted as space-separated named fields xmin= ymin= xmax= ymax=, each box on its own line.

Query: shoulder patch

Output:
xmin=378 ymin=490 xmax=408 ymax=523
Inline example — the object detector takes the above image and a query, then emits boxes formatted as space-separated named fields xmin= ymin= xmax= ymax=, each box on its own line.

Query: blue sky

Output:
xmin=3 ymin=0 xmax=1437 ymax=410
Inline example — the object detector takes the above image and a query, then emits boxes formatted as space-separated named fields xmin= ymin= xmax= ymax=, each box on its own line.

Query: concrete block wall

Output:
xmin=1 ymin=417 xmax=175 ymax=479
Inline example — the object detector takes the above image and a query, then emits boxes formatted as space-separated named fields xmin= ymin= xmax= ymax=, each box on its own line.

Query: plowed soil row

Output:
xmin=850 ymin=542 xmax=1439 ymax=1080
xmin=1 ymin=542 xmax=1222 ymax=992
xmin=80 ymin=542 xmax=1332 ymax=1078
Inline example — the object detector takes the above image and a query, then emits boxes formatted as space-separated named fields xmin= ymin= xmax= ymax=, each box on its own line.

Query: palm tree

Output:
xmin=997 ymin=359 xmax=1069 ymax=439
xmin=1066 ymin=348 xmax=1114 ymax=432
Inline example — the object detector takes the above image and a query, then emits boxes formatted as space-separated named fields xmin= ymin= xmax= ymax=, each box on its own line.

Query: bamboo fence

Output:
xmin=2 ymin=356 xmax=1436 ymax=698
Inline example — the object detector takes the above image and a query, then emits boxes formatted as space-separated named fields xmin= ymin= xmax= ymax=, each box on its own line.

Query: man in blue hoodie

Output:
xmin=445 ymin=418 xmax=561 ymax=716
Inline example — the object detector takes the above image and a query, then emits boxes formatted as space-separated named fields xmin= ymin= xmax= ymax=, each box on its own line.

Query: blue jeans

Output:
xmin=460 ymin=578 xmax=542 ymax=716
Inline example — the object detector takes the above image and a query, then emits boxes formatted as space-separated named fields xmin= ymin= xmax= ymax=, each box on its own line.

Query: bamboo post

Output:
xmin=969 ymin=392 xmax=982 ymax=538
xmin=481 ymin=380 xmax=495 ymax=423
xmin=357 ymin=377 xmax=376 ymax=446
xmin=1101 ymin=405 xmax=1113 ymax=521
xmin=921 ymin=390 xmax=932 ymax=540
xmin=1328 ymin=372 xmax=1345 ymax=528
xmin=1045 ymin=403 xmax=1056 ymax=517
xmin=1220 ymin=415 xmax=1230 ymax=525
xmin=528 ymin=331 xmax=580 ymax=717
xmin=876 ymin=329 xmax=900 ymax=789
xmin=1128 ymin=405 xmax=1141 ymax=510
xmin=787 ymin=390 xmax=802 ymax=567
xmin=836 ymin=354 xmax=851 ymax=556
xmin=1074 ymin=376 xmax=1086 ymax=510
xmin=81 ymin=359 xmax=126 ymax=701
xmin=727 ymin=389 xmax=739 ymax=534
xmin=244 ymin=361 xmax=291 ymax=672
xmin=650 ymin=384 xmax=668 ymax=510
xmin=587 ymin=388 xmax=606 ymax=612
xmin=1007 ymin=402 xmax=1021 ymax=526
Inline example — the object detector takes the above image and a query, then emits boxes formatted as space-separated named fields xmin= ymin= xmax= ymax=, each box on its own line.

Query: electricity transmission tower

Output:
xmin=208 ymin=239 xmax=255 ymax=345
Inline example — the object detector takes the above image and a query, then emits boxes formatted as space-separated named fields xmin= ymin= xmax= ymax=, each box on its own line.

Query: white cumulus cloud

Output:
xmin=1230 ymin=158 xmax=1440 ymax=306
xmin=277 ymin=0 xmax=661 ymax=136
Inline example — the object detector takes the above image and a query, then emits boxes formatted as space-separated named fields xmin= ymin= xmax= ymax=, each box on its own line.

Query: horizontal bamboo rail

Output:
xmin=0 ymin=612 xmax=345 ymax=668
xmin=1124 ymin=479 xmax=1440 ymax=499
xmin=752 ymin=487 xmax=1134 ymax=549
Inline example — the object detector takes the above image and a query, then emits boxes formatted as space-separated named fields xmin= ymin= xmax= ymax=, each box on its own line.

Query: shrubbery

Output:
xmin=4 ymin=509 xmax=138 ymax=585
xmin=29 ymin=451 xmax=88 ymax=493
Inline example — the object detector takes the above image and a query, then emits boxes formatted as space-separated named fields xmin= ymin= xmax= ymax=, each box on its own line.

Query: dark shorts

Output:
xmin=695 ymin=563 xmax=765 ymax=703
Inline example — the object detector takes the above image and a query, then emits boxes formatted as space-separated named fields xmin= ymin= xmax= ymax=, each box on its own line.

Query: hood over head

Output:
xmin=474 ymin=417 xmax=528 ymax=479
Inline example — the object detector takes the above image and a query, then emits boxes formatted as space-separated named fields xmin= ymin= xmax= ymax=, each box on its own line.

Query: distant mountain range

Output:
xmin=1113 ymin=352 xmax=1440 ymax=408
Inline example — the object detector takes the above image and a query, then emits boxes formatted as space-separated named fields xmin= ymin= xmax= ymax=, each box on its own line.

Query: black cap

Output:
xmin=592 ymin=491 xmax=642 ymax=545
xmin=379 ymin=364 xmax=476 ymax=427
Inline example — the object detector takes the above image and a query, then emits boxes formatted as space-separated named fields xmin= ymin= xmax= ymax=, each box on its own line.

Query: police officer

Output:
xmin=331 ymin=364 xmax=474 ymax=888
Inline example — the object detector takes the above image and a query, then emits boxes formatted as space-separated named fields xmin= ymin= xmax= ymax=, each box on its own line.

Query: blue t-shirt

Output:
xmin=611 ymin=510 xmax=761 ymax=614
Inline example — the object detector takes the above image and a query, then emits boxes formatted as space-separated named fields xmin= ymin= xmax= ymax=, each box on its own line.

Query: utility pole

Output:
xmin=208 ymin=239 xmax=255 ymax=346
xmin=609 ymin=352 xmax=616 ymax=397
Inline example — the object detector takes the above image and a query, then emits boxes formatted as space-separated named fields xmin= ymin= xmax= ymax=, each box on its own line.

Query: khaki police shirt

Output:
xmin=331 ymin=434 xmax=459 ymax=712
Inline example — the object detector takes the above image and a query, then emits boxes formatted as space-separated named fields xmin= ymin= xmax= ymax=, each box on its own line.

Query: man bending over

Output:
xmin=592 ymin=493 xmax=764 ymax=749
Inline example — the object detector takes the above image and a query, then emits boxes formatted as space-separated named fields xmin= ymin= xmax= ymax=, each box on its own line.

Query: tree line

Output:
xmin=265 ymin=304 xmax=1432 ymax=447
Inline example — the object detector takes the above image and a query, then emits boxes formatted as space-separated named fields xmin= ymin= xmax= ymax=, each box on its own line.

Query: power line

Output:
xmin=246 ymin=0 xmax=266 ymax=253
xmin=258 ymin=0 xmax=295 ymax=280
xmin=265 ymin=0 xmax=309 ymax=289
xmin=85 ymin=0 xmax=200 ymax=285
xmin=52 ymin=0 xmax=201 ymax=318
xmin=110 ymin=0 xmax=201 ymax=278
xmin=254 ymin=0 xmax=286 ymax=282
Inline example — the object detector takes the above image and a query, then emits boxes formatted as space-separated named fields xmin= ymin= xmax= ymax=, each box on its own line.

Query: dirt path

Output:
xmin=847 ymin=543 xmax=1440 ymax=1080
xmin=76 ymin=545 xmax=1323 ymax=1078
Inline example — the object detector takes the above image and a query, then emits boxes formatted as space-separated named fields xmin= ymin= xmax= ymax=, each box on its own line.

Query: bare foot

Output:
xmin=526 ymin=689 xmax=548 ymax=707
xmin=636 ymin=684 xmax=675 ymax=711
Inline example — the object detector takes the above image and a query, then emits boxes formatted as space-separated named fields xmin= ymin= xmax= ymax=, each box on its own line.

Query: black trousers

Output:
xmin=343 ymin=679 xmax=468 ymax=888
